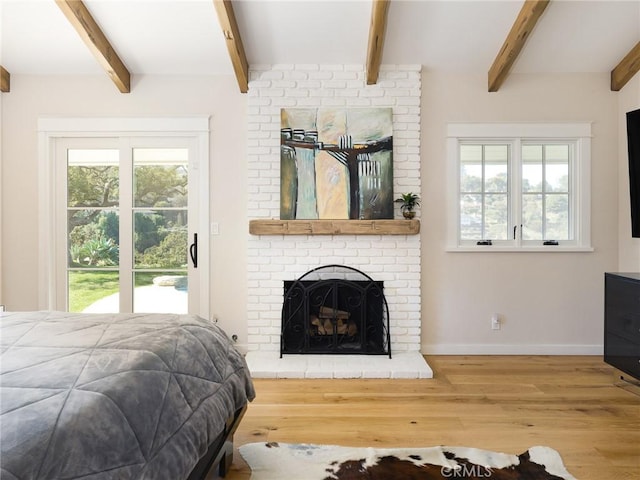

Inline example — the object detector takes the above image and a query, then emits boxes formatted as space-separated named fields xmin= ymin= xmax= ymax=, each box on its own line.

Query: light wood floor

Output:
xmin=224 ymin=356 xmax=639 ymax=480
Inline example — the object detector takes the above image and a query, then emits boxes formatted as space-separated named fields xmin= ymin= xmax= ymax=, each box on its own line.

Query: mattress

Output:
xmin=0 ymin=311 xmax=255 ymax=480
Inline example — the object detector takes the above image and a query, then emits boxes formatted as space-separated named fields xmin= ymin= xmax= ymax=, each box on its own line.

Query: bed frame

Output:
xmin=187 ymin=404 xmax=248 ymax=480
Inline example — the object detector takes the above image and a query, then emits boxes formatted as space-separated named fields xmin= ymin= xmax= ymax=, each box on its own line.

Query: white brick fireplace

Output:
xmin=245 ymin=64 xmax=431 ymax=378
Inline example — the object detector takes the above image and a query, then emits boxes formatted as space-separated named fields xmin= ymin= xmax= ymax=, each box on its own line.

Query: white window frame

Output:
xmin=447 ymin=123 xmax=593 ymax=252
xmin=38 ymin=117 xmax=210 ymax=315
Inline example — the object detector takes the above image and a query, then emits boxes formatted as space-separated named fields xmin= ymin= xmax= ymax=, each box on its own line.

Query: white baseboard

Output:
xmin=421 ymin=343 xmax=603 ymax=355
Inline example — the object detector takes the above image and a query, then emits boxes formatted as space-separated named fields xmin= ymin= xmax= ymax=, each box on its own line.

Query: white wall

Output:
xmin=0 ymin=75 xmax=249 ymax=340
xmin=421 ymin=72 xmax=620 ymax=354
xmin=0 ymin=70 xmax=633 ymax=354
xmin=0 ymin=89 xmax=3 ymax=306
xmin=617 ymin=74 xmax=640 ymax=271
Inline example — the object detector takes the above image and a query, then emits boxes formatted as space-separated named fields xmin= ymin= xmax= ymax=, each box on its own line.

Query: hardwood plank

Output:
xmin=445 ymin=373 xmax=613 ymax=385
xmin=213 ymin=0 xmax=249 ymax=93
xmin=611 ymin=41 xmax=640 ymax=91
xmin=536 ymin=383 xmax=640 ymax=399
xmin=488 ymin=0 xmax=550 ymax=92
xmin=249 ymin=219 xmax=420 ymax=235
xmin=225 ymin=355 xmax=639 ymax=480
xmin=366 ymin=0 xmax=390 ymax=85
xmin=0 ymin=66 xmax=9 ymax=92
xmin=247 ymin=402 xmax=508 ymax=418
xmin=569 ymin=466 xmax=639 ymax=480
xmin=55 ymin=0 xmax=130 ymax=93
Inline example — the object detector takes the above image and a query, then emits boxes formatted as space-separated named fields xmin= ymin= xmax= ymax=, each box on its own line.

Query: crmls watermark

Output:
xmin=441 ymin=465 xmax=493 ymax=478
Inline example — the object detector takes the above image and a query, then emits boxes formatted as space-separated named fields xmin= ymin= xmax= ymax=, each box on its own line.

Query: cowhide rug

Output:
xmin=239 ymin=442 xmax=578 ymax=479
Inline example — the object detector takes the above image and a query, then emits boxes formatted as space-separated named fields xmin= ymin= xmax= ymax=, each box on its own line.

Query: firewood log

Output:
xmin=310 ymin=315 xmax=323 ymax=335
xmin=347 ymin=320 xmax=357 ymax=336
xmin=323 ymin=319 xmax=333 ymax=334
xmin=318 ymin=306 xmax=350 ymax=320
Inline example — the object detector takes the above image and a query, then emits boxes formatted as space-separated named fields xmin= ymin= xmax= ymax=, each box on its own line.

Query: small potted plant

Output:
xmin=395 ymin=192 xmax=420 ymax=219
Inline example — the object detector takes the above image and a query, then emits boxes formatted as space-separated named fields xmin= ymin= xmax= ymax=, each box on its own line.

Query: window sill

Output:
xmin=446 ymin=246 xmax=594 ymax=253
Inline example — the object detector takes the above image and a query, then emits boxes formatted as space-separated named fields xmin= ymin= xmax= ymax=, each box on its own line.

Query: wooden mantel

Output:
xmin=249 ymin=219 xmax=420 ymax=235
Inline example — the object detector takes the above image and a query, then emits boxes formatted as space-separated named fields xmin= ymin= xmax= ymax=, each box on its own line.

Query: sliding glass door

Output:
xmin=55 ymin=136 xmax=205 ymax=314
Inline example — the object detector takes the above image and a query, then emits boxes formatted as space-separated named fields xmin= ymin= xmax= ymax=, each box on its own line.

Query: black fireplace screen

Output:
xmin=281 ymin=265 xmax=391 ymax=357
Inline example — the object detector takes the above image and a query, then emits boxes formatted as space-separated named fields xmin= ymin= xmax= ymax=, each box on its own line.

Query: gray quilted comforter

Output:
xmin=0 ymin=311 xmax=255 ymax=480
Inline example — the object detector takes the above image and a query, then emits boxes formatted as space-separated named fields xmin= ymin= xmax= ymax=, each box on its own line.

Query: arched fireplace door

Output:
xmin=281 ymin=265 xmax=391 ymax=358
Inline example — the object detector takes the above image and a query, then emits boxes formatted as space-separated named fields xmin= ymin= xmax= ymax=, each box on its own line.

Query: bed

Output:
xmin=0 ymin=311 xmax=255 ymax=480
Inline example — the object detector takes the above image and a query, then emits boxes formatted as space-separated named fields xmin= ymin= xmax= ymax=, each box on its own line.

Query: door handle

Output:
xmin=189 ymin=233 xmax=198 ymax=268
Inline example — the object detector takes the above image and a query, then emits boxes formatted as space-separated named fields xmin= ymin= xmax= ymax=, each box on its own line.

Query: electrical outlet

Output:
xmin=491 ymin=313 xmax=501 ymax=330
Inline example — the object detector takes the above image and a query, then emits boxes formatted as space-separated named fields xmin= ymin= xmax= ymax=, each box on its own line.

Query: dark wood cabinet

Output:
xmin=604 ymin=272 xmax=640 ymax=381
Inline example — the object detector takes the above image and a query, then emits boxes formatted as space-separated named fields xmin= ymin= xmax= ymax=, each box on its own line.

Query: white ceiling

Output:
xmin=1 ymin=0 xmax=639 ymax=80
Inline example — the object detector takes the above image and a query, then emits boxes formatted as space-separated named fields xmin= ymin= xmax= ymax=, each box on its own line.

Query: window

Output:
xmin=38 ymin=117 xmax=211 ymax=314
xmin=448 ymin=123 xmax=592 ymax=252
xmin=459 ymin=143 xmax=510 ymax=242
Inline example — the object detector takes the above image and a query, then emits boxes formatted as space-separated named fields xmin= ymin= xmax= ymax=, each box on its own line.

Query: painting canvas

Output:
xmin=281 ymin=108 xmax=393 ymax=220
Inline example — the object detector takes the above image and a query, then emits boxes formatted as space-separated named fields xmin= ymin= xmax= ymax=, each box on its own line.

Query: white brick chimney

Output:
xmin=245 ymin=65 xmax=427 ymax=377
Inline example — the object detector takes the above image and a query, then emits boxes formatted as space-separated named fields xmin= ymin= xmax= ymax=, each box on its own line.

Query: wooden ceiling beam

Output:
xmin=55 ymin=0 xmax=130 ymax=93
xmin=488 ymin=0 xmax=550 ymax=92
xmin=366 ymin=0 xmax=390 ymax=85
xmin=1 ymin=66 xmax=10 ymax=93
xmin=611 ymin=41 xmax=640 ymax=92
xmin=213 ymin=0 xmax=249 ymax=93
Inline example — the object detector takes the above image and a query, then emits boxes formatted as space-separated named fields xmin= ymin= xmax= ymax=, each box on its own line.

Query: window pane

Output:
xmin=460 ymin=194 xmax=482 ymax=239
xmin=485 ymin=194 xmax=509 ymax=239
xmin=134 ymin=211 xmax=188 ymax=269
xmin=460 ymin=163 xmax=482 ymax=192
xmin=460 ymin=145 xmax=482 ymax=193
xmin=133 ymin=271 xmax=187 ymax=314
xmin=545 ymin=144 xmax=569 ymax=161
xmin=522 ymin=144 xmax=542 ymax=193
xmin=134 ymin=165 xmax=188 ymax=208
xmin=522 ymin=163 xmax=542 ymax=193
xmin=545 ymin=162 xmax=569 ymax=193
xmin=545 ymin=194 xmax=569 ymax=240
xmin=484 ymin=145 xmax=508 ymax=162
xmin=134 ymin=148 xmax=188 ymax=164
xmin=522 ymin=194 xmax=543 ymax=240
xmin=460 ymin=145 xmax=482 ymax=162
xmin=69 ymin=270 xmax=119 ymax=313
xmin=133 ymin=148 xmax=188 ymax=208
xmin=68 ymin=211 xmax=119 ymax=267
xmin=522 ymin=144 xmax=543 ymax=162
xmin=484 ymin=163 xmax=508 ymax=193
xmin=67 ymin=149 xmax=119 ymax=207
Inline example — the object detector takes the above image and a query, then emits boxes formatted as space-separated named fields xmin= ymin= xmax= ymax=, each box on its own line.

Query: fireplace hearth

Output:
xmin=281 ymin=265 xmax=391 ymax=357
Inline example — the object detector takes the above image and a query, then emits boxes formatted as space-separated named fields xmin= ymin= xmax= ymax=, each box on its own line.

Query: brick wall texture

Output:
xmin=247 ymin=64 xmax=422 ymax=353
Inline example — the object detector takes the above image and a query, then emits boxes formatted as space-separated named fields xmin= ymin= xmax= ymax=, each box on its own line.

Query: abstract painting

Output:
xmin=281 ymin=107 xmax=393 ymax=220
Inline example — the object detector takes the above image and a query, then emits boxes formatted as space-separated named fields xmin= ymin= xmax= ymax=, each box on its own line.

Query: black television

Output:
xmin=627 ymin=108 xmax=640 ymax=238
